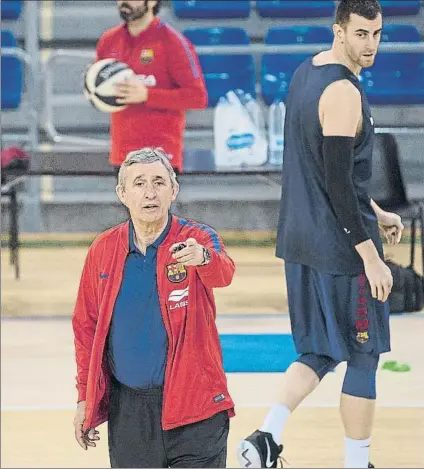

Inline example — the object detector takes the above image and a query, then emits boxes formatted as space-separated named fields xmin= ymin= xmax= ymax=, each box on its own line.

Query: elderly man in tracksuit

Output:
xmin=72 ymin=147 xmax=235 ymax=468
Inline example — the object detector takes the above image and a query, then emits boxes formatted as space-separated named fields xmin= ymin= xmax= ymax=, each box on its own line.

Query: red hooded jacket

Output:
xmin=72 ymin=216 xmax=235 ymax=431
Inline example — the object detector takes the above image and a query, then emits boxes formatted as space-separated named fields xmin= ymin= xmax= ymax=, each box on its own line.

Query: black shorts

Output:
xmin=108 ymin=378 xmax=230 ymax=468
xmin=285 ymin=262 xmax=391 ymax=362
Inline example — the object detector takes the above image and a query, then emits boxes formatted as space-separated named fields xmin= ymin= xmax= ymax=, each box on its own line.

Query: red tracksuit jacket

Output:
xmin=72 ymin=216 xmax=236 ymax=431
xmin=96 ymin=18 xmax=207 ymax=172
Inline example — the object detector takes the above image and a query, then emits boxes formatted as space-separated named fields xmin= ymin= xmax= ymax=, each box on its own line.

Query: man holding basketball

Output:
xmin=95 ymin=0 xmax=207 ymax=173
xmin=72 ymin=147 xmax=235 ymax=467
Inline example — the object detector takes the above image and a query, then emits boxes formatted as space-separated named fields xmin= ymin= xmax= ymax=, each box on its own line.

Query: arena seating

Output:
xmin=183 ymin=27 xmax=256 ymax=107
xmin=362 ymin=53 xmax=424 ymax=105
xmin=1 ymin=30 xmax=23 ymax=110
xmin=1 ymin=1 xmax=24 ymax=110
xmin=1 ymin=0 xmax=22 ymax=20
xmin=173 ymin=0 xmax=422 ymax=19
xmin=256 ymin=1 xmax=336 ymax=18
xmin=173 ymin=1 xmax=251 ymax=19
xmin=380 ymin=24 xmax=421 ymax=42
xmin=261 ymin=26 xmax=333 ymax=105
xmin=361 ymin=24 xmax=424 ymax=105
xmin=265 ymin=25 xmax=333 ymax=44
xmin=380 ymin=0 xmax=421 ymax=16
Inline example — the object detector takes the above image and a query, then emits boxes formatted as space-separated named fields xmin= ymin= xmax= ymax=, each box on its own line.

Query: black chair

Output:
xmin=1 ymin=174 xmax=26 ymax=279
xmin=370 ymin=132 xmax=424 ymax=271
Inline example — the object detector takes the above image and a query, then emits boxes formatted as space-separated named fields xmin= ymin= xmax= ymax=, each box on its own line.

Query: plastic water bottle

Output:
xmin=234 ymin=90 xmax=267 ymax=141
xmin=268 ymin=98 xmax=286 ymax=166
xmin=244 ymin=93 xmax=266 ymax=139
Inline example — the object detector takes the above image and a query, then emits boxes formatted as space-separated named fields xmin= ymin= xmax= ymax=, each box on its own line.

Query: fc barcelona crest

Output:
xmin=140 ymin=49 xmax=154 ymax=64
xmin=166 ymin=263 xmax=187 ymax=283
xmin=356 ymin=331 xmax=369 ymax=344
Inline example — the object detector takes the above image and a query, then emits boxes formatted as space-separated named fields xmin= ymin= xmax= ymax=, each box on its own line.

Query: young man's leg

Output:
xmin=340 ymin=353 xmax=380 ymax=468
xmin=237 ymin=353 xmax=339 ymax=468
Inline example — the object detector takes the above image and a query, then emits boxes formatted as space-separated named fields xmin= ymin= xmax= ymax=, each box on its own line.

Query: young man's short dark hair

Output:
xmin=335 ymin=0 xmax=382 ymax=26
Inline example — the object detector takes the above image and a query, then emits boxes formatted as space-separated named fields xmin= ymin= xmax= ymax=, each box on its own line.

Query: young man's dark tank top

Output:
xmin=276 ymin=56 xmax=383 ymax=275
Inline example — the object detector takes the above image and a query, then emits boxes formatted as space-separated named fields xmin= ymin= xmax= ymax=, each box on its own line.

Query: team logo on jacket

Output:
xmin=168 ymin=287 xmax=189 ymax=310
xmin=140 ymin=49 xmax=154 ymax=64
xmin=166 ymin=263 xmax=187 ymax=283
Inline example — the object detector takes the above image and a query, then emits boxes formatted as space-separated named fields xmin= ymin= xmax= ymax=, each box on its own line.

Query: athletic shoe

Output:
xmin=237 ymin=430 xmax=283 ymax=468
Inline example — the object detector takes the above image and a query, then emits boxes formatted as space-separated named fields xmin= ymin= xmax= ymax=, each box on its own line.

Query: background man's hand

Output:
xmin=115 ymin=78 xmax=148 ymax=104
xmin=73 ymin=401 xmax=100 ymax=450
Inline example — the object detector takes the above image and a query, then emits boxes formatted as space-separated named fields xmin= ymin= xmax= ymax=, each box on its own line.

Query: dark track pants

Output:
xmin=108 ymin=379 xmax=229 ymax=468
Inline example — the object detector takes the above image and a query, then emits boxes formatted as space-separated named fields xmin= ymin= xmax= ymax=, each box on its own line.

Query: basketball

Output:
xmin=83 ymin=58 xmax=135 ymax=113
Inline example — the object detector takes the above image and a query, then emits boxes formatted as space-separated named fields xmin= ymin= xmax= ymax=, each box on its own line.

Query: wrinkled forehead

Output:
xmin=126 ymin=161 xmax=171 ymax=183
xmin=345 ymin=13 xmax=383 ymax=32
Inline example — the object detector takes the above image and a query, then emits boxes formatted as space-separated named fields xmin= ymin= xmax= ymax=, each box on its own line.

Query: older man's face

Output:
xmin=117 ymin=162 xmax=178 ymax=224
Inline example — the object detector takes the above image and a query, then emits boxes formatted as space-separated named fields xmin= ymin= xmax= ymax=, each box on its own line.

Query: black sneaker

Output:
xmin=368 ymin=464 xmax=374 ymax=468
xmin=237 ymin=430 xmax=283 ymax=468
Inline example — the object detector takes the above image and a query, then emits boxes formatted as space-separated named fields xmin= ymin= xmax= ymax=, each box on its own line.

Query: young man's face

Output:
xmin=117 ymin=162 xmax=178 ymax=225
xmin=337 ymin=13 xmax=383 ymax=68
xmin=117 ymin=1 xmax=157 ymax=22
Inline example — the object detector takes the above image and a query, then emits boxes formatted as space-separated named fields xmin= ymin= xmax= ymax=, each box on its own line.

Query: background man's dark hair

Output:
xmin=153 ymin=0 xmax=162 ymax=16
xmin=335 ymin=0 xmax=382 ymax=26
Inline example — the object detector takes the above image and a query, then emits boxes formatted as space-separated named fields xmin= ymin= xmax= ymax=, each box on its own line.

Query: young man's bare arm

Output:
xmin=320 ymin=80 xmax=392 ymax=301
xmin=320 ymin=80 xmax=380 ymax=263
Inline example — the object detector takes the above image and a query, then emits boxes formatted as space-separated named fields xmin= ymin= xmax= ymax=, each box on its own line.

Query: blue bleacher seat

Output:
xmin=184 ymin=27 xmax=255 ymax=107
xmin=261 ymin=53 xmax=311 ymax=105
xmin=1 ymin=0 xmax=22 ymax=20
xmin=261 ymin=26 xmax=332 ymax=105
xmin=265 ymin=26 xmax=333 ymax=44
xmin=380 ymin=25 xmax=421 ymax=43
xmin=184 ymin=27 xmax=250 ymax=46
xmin=173 ymin=1 xmax=250 ymax=19
xmin=380 ymin=1 xmax=421 ymax=16
xmin=257 ymin=1 xmax=336 ymax=18
xmin=1 ymin=30 xmax=23 ymax=110
xmin=361 ymin=53 xmax=424 ymax=105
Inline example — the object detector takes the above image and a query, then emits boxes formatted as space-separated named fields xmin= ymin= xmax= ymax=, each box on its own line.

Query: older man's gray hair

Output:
xmin=118 ymin=147 xmax=178 ymax=189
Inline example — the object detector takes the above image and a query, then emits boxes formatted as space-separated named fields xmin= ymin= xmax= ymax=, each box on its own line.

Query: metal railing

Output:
xmin=42 ymin=41 xmax=424 ymax=148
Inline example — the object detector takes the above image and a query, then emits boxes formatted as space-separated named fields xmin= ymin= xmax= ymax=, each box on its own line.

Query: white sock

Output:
xmin=344 ymin=436 xmax=371 ymax=468
xmin=259 ymin=404 xmax=291 ymax=445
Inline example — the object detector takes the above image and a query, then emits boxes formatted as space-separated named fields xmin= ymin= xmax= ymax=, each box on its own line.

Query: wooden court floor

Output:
xmin=1 ymin=243 xmax=422 ymax=317
xmin=1 ymin=315 xmax=423 ymax=468
xmin=2 ymin=244 xmax=424 ymax=468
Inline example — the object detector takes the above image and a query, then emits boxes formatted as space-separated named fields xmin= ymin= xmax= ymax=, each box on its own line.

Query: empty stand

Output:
xmin=183 ymin=27 xmax=256 ymax=107
xmin=380 ymin=1 xmax=421 ymax=16
xmin=361 ymin=52 xmax=424 ymax=105
xmin=256 ymin=1 xmax=336 ymax=18
xmin=261 ymin=26 xmax=332 ymax=105
xmin=1 ymin=0 xmax=22 ymax=20
xmin=381 ymin=24 xmax=421 ymax=42
xmin=1 ymin=30 xmax=23 ymax=110
xmin=362 ymin=24 xmax=424 ymax=105
xmin=173 ymin=1 xmax=250 ymax=19
xmin=265 ymin=25 xmax=333 ymax=44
